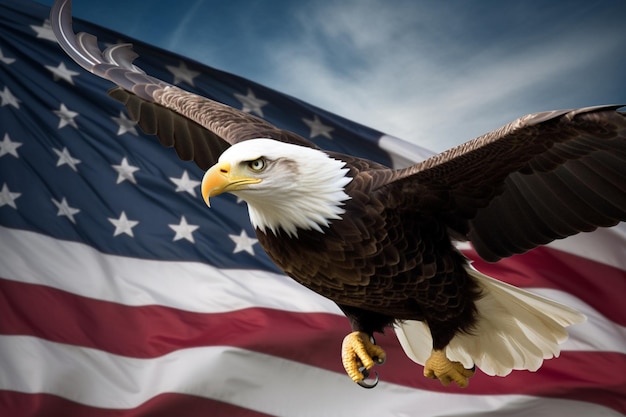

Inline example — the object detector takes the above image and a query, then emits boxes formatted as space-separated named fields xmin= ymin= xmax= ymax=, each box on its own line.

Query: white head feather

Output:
xmin=217 ymin=138 xmax=352 ymax=237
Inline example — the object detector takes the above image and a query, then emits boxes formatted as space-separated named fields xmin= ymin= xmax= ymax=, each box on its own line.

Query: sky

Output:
xmin=36 ymin=0 xmax=626 ymax=152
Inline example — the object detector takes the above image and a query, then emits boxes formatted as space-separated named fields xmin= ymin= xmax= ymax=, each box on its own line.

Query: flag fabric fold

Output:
xmin=1 ymin=1 xmax=624 ymax=416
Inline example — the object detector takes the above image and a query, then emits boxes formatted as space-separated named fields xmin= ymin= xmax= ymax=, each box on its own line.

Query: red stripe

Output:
xmin=0 ymin=277 xmax=349 ymax=362
xmin=1 ymin=278 xmax=625 ymax=413
xmin=383 ymin=349 xmax=626 ymax=414
xmin=0 ymin=391 xmax=274 ymax=417
xmin=463 ymin=246 xmax=626 ymax=326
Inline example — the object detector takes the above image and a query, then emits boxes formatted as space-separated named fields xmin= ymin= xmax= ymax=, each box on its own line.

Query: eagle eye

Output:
xmin=247 ymin=158 xmax=266 ymax=172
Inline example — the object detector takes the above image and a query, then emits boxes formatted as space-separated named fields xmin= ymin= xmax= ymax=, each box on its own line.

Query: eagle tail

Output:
xmin=395 ymin=263 xmax=586 ymax=377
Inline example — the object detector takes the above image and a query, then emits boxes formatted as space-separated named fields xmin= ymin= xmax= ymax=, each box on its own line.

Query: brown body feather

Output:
xmin=256 ymin=155 xmax=481 ymax=348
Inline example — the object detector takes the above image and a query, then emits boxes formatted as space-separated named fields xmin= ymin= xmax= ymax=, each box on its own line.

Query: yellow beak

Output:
xmin=201 ymin=161 xmax=261 ymax=207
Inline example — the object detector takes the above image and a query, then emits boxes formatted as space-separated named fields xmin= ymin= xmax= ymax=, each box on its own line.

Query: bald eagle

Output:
xmin=52 ymin=0 xmax=625 ymax=388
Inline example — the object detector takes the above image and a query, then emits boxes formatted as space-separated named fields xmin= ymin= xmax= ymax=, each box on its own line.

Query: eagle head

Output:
xmin=201 ymin=138 xmax=352 ymax=237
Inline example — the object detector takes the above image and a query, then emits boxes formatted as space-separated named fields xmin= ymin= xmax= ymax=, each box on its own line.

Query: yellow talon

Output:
xmin=341 ymin=331 xmax=386 ymax=386
xmin=424 ymin=349 xmax=475 ymax=388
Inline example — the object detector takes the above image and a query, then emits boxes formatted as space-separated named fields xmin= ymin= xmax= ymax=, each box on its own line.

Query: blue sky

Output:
xmin=36 ymin=0 xmax=626 ymax=151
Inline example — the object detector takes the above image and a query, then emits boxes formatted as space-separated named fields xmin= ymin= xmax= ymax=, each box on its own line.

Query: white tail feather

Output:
xmin=395 ymin=263 xmax=586 ymax=376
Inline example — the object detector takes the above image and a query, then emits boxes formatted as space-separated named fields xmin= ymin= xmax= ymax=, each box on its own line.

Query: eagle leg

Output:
xmin=423 ymin=349 xmax=475 ymax=387
xmin=341 ymin=331 xmax=386 ymax=388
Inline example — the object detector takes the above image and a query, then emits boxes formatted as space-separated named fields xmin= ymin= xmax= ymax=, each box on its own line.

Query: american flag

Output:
xmin=1 ymin=1 xmax=625 ymax=416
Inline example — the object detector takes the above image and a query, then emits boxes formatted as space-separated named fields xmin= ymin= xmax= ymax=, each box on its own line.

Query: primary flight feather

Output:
xmin=51 ymin=0 xmax=625 ymax=388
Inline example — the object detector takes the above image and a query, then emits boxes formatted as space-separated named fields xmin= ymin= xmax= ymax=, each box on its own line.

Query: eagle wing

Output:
xmin=382 ymin=105 xmax=626 ymax=261
xmin=50 ymin=0 xmax=318 ymax=171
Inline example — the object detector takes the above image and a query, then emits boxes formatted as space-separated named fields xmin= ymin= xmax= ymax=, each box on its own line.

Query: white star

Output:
xmin=234 ymin=88 xmax=268 ymax=117
xmin=0 ymin=86 xmax=20 ymax=109
xmin=303 ymin=115 xmax=335 ymax=139
xmin=45 ymin=62 xmax=80 ymax=85
xmin=229 ymin=229 xmax=258 ymax=255
xmin=30 ymin=19 xmax=57 ymax=42
xmin=166 ymin=61 xmax=200 ymax=86
xmin=112 ymin=157 xmax=140 ymax=184
xmin=0 ymin=49 xmax=16 ymax=65
xmin=53 ymin=147 xmax=81 ymax=171
xmin=169 ymin=216 xmax=200 ymax=243
xmin=51 ymin=197 xmax=80 ymax=224
xmin=0 ymin=183 xmax=21 ymax=209
xmin=111 ymin=111 xmax=138 ymax=136
xmin=169 ymin=170 xmax=201 ymax=197
xmin=0 ymin=133 xmax=22 ymax=158
xmin=108 ymin=211 xmax=139 ymax=237
xmin=54 ymin=103 xmax=79 ymax=129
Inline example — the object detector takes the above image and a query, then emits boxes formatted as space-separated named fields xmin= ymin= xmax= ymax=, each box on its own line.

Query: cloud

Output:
xmin=259 ymin=0 xmax=626 ymax=151
xmin=163 ymin=0 xmax=205 ymax=51
xmin=95 ymin=0 xmax=624 ymax=152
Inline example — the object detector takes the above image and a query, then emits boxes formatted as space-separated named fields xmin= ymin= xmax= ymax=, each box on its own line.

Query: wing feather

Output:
xmin=50 ymin=0 xmax=316 ymax=170
xmin=381 ymin=106 xmax=626 ymax=261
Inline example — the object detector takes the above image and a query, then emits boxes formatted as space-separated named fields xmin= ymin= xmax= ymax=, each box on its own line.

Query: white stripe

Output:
xmin=377 ymin=134 xmax=433 ymax=168
xmin=0 ymin=226 xmax=340 ymax=315
xmin=547 ymin=223 xmax=626 ymax=271
xmin=0 ymin=335 xmax=621 ymax=417
xmin=2 ymin=226 xmax=625 ymax=355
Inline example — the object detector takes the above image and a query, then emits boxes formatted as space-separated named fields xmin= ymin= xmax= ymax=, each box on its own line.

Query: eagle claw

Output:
xmin=341 ymin=331 xmax=387 ymax=388
xmin=357 ymin=366 xmax=379 ymax=388
xmin=424 ymin=349 xmax=475 ymax=388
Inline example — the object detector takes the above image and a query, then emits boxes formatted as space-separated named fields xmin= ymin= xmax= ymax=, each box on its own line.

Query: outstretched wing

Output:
xmin=50 ymin=0 xmax=317 ymax=171
xmin=383 ymin=105 xmax=626 ymax=261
